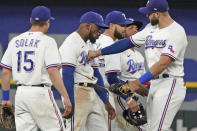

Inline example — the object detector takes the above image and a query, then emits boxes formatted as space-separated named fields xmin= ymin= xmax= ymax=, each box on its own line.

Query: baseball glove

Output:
xmin=109 ymin=81 xmax=133 ymax=95
xmin=123 ymin=104 xmax=147 ymax=126
xmin=0 ymin=105 xmax=15 ymax=129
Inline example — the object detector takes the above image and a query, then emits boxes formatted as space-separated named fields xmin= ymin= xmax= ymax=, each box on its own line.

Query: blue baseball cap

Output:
xmin=80 ymin=11 xmax=109 ymax=29
xmin=125 ymin=18 xmax=143 ymax=29
xmin=139 ymin=0 xmax=169 ymax=14
xmin=31 ymin=6 xmax=55 ymax=22
xmin=105 ymin=11 xmax=127 ymax=25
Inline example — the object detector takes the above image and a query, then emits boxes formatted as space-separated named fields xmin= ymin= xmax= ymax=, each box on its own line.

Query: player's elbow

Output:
xmin=158 ymin=56 xmax=172 ymax=70
xmin=2 ymin=68 xmax=12 ymax=77
xmin=47 ymin=67 xmax=59 ymax=76
xmin=158 ymin=61 xmax=170 ymax=71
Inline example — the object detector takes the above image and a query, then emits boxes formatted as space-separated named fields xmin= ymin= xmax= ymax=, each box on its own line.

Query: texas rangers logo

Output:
xmin=79 ymin=51 xmax=88 ymax=65
xmin=127 ymin=59 xmax=144 ymax=74
xmin=168 ymin=45 xmax=175 ymax=53
xmin=145 ymin=35 xmax=166 ymax=49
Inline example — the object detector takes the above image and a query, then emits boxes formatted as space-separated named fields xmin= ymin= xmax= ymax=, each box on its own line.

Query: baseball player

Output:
xmin=87 ymin=0 xmax=188 ymax=130
xmin=113 ymin=18 xmax=149 ymax=131
xmin=59 ymin=11 xmax=115 ymax=131
xmin=0 ymin=6 xmax=72 ymax=131
xmin=95 ymin=11 xmax=140 ymax=131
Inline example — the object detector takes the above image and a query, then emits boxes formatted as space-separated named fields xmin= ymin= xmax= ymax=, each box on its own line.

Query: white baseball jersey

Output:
xmin=129 ymin=21 xmax=188 ymax=131
xmin=130 ymin=22 xmax=188 ymax=76
xmin=119 ymin=49 xmax=145 ymax=81
xmin=0 ymin=32 xmax=61 ymax=86
xmin=1 ymin=31 xmax=65 ymax=131
xmin=95 ymin=34 xmax=120 ymax=87
xmin=59 ymin=32 xmax=97 ymax=84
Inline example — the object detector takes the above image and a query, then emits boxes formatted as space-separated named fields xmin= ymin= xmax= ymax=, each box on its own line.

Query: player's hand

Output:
xmin=1 ymin=101 xmax=13 ymax=107
xmin=62 ymin=98 xmax=72 ymax=118
xmin=86 ymin=50 xmax=101 ymax=61
xmin=104 ymin=101 xmax=116 ymax=120
xmin=126 ymin=98 xmax=140 ymax=112
xmin=135 ymin=85 xmax=149 ymax=96
xmin=127 ymin=80 xmax=149 ymax=96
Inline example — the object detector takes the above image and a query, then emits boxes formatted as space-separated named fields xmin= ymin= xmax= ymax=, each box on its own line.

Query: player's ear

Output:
xmin=155 ymin=12 xmax=160 ymax=17
xmin=46 ymin=19 xmax=50 ymax=24
xmin=30 ymin=18 xmax=33 ymax=23
xmin=109 ymin=23 xmax=114 ymax=30
xmin=86 ymin=23 xmax=92 ymax=32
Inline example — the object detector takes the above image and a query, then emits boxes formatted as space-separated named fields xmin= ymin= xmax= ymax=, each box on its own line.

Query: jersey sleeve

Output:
xmin=105 ymin=53 xmax=121 ymax=75
xmin=59 ymin=39 xmax=78 ymax=68
xmin=0 ymin=39 xmax=14 ymax=70
xmin=45 ymin=39 xmax=61 ymax=69
xmin=130 ymin=24 xmax=153 ymax=47
xmin=161 ymin=29 xmax=187 ymax=61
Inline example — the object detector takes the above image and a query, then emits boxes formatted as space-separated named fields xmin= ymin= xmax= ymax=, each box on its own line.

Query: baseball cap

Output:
xmin=105 ymin=11 xmax=127 ymax=25
xmin=139 ymin=0 xmax=169 ymax=14
xmin=80 ymin=11 xmax=109 ymax=29
xmin=125 ymin=18 xmax=143 ymax=30
xmin=31 ymin=6 xmax=55 ymax=22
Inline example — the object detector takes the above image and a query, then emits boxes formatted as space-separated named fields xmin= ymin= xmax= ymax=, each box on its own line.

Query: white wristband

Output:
xmin=126 ymin=98 xmax=133 ymax=104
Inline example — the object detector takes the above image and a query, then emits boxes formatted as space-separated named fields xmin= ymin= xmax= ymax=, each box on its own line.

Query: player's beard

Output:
xmin=89 ymin=32 xmax=97 ymax=43
xmin=150 ymin=17 xmax=159 ymax=26
xmin=114 ymin=28 xmax=124 ymax=40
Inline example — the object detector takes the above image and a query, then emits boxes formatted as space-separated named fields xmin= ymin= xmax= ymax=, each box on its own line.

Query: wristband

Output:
xmin=139 ymin=71 xmax=154 ymax=84
xmin=2 ymin=90 xmax=10 ymax=101
xmin=126 ymin=97 xmax=133 ymax=104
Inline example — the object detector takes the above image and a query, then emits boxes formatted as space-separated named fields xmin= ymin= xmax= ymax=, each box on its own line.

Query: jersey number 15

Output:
xmin=17 ymin=51 xmax=34 ymax=72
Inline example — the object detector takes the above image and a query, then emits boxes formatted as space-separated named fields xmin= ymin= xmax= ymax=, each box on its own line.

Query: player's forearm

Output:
xmin=93 ymin=68 xmax=109 ymax=102
xmin=1 ymin=68 xmax=12 ymax=90
xmin=101 ymin=38 xmax=134 ymax=55
xmin=62 ymin=66 xmax=75 ymax=104
xmin=106 ymin=73 xmax=124 ymax=85
xmin=47 ymin=67 xmax=70 ymax=99
xmin=149 ymin=56 xmax=172 ymax=76
xmin=138 ymin=56 xmax=172 ymax=84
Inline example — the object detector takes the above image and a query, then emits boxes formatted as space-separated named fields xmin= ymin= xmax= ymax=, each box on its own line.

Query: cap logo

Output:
xmin=122 ymin=13 xmax=126 ymax=20
xmin=129 ymin=18 xmax=134 ymax=22
xmin=154 ymin=8 xmax=158 ymax=10
xmin=100 ymin=15 xmax=104 ymax=22
xmin=146 ymin=0 xmax=149 ymax=6
xmin=35 ymin=17 xmax=39 ymax=20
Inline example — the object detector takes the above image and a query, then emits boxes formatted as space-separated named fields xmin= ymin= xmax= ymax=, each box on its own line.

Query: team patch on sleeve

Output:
xmin=168 ymin=45 xmax=175 ymax=54
xmin=0 ymin=62 xmax=12 ymax=70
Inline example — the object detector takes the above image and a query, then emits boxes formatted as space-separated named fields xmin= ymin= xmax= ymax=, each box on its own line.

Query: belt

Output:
xmin=78 ymin=83 xmax=94 ymax=87
xmin=153 ymin=74 xmax=169 ymax=80
xmin=17 ymin=84 xmax=45 ymax=87
xmin=77 ymin=82 xmax=109 ymax=93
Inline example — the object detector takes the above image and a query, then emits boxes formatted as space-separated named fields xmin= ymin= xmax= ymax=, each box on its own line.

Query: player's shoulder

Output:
xmin=170 ymin=21 xmax=186 ymax=34
xmin=166 ymin=21 xmax=187 ymax=41
xmin=59 ymin=32 xmax=79 ymax=51
xmin=7 ymin=32 xmax=27 ymax=45
xmin=63 ymin=32 xmax=82 ymax=45
xmin=42 ymin=34 xmax=56 ymax=42
xmin=96 ymin=34 xmax=114 ymax=47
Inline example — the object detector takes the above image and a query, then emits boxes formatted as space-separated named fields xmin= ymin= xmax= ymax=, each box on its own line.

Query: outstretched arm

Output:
xmin=87 ymin=38 xmax=136 ymax=61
